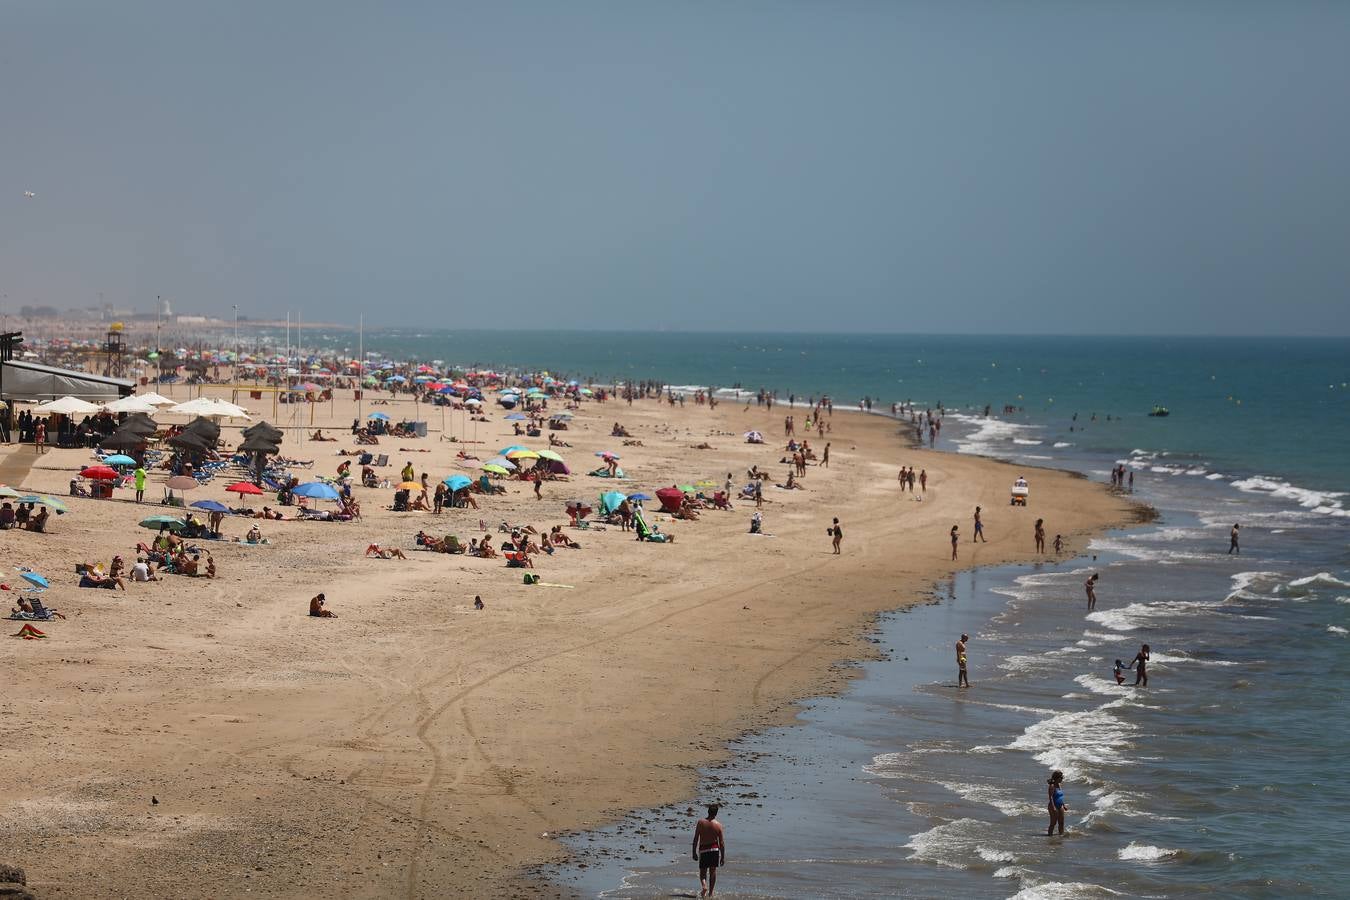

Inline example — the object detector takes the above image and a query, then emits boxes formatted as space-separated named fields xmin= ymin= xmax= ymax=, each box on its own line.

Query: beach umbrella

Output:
xmin=442 ymin=474 xmax=473 ymax=491
xmin=140 ymin=515 xmax=185 ymax=532
xmin=599 ymin=491 xmax=626 ymax=515
xmin=291 ymin=482 xmax=341 ymax=501
xmin=0 ymin=486 xmax=20 ymax=499
xmin=238 ymin=436 xmax=281 ymax=455
xmin=486 ymin=456 xmax=517 ymax=471
xmin=481 ymin=464 xmax=510 ymax=476
xmin=242 ymin=421 xmax=284 ymax=440
xmin=20 ymin=572 xmax=49 ymax=590
xmin=463 ymin=398 xmax=482 ymax=406
xmin=505 ymin=448 xmax=539 ymax=460
xmin=101 ymin=395 xmax=159 ymax=414
xmin=78 ymin=465 xmax=119 ymax=481
xmin=226 ymin=482 xmax=264 ymax=496
xmin=537 ymin=449 xmax=564 ymax=462
xmin=498 ymin=445 xmax=528 ymax=455
xmin=98 ymin=431 xmax=147 ymax=451
xmin=655 ymin=487 xmax=685 ymax=513
xmin=505 ymin=413 xmax=527 ymax=421
xmin=121 ymin=415 xmax=159 ymax=435
xmin=19 ymin=496 xmax=68 ymax=513
xmin=168 ymin=431 xmax=212 ymax=452
xmin=166 ymin=475 xmax=199 ymax=491
xmin=677 ymin=484 xmax=697 ymax=493
xmin=182 ymin=417 xmax=222 ymax=441
xmin=137 ymin=392 xmax=176 ymax=406
xmin=595 ymin=451 xmax=620 ymax=460
xmin=190 ymin=499 xmax=230 ymax=513
xmin=101 ymin=454 xmax=137 ymax=466
xmin=368 ymin=412 xmax=390 ymax=420
xmin=396 ymin=481 xmax=422 ymax=491
xmin=627 ymin=492 xmax=652 ymax=501
xmin=35 ymin=396 xmax=100 ymax=415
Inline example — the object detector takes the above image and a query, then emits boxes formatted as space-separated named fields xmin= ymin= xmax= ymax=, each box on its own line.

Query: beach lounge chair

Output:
xmin=374 ymin=454 xmax=389 ymax=467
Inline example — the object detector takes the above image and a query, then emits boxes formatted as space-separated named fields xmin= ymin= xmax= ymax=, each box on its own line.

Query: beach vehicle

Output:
xmin=1010 ymin=476 xmax=1029 ymax=506
xmin=1148 ymin=405 xmax=1170 ymax=417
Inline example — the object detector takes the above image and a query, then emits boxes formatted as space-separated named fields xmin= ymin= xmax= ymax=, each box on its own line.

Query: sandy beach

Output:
xmin=0 ymin=388 xmax=1135 ymax=898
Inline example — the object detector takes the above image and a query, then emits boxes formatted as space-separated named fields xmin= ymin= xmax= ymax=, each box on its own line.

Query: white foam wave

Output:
xmin=1230 ymin=476 xmax=1349 ymax=517
xmin=1329 ymin=625 xmax=1348 ymax=636
xmin=903 ymin=818 xmax=988 ymax=869
xmin=1337 ymin=596 xmax=1350 ymax=605
xmin=1228 ymin=570 xmax=1282 ymax=601
xmin=1087 ymin=600 xmax=1217 ymax=632
xmin=1013 ymin=438 xmax=1043 ymax=446
xmin=936 ymin=781 xmax=1042 ymax=817
xmin=1149 ymin=651 xmax=1239 ymax=667
xmin=1008 ymin=698 xmax=1135 ymax=779
xmin=947 ymin=414 xmax=1042 ymax=456
xmin=1074 ymin=673 xmax=1132 ymax=695
xmin=1053 ymin=441 xmax=1073 ymax=448
xmin=977 ymin=846 xmax=1017 ymax=864
xmin=1007 ymin=880 xmax=1122 ymax=899
xmin=1118 ymin=842 xmax=1180 ymax=861
xmin=1289 ymin=572 xmax=1350 ymax=588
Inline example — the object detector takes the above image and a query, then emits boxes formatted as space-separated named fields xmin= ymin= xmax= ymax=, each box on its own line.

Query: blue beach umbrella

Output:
xmin=442 ymin=474 xmax=472 ymax=491
xmin=498 ymin=445 xmax=528 ymax=455
xmin=627 ymin=492 xmax=652 ymax=501
xmin=505 ymin=413 xmax=527 ymax=420
xmin=190 ymin=499 xmax=230 ymax=513
xmin=101 ymin=454 xmax=137 ymax=466
xmin=20 ymin=572 xmax=49 ymax=590
xmin=291 ymin=482 xmax=341 ymax=501
xmin=599 ymin=491 xmax=626 ymax=515
xmin=485 ymin=456 xmax=517 ymax=471
xmin=368 ymin=412 xmax=390 ymax=420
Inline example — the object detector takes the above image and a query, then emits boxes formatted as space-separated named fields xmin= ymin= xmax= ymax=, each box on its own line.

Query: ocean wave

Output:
xmin=903 ymin=817 xmax=990 ymax=869
xmin=1337 ymin=596 xmax=1350 ymax=605
xmin=1013 ymin=438 xmax=1044 ymax=446
xmin=1007 ymin=880 xmax=1123 ymax=899
xmin=977 ymin=846 xmax=1018 ymax=864
xmin=1053 ymin=441 xmax=1074 ymax=448
xmin=1329 ymin=625 xmax=1348 ymax=636
xmin=947 ymin=413 xmax=1043 ymax=456
xmin=1149 ymin=650 xmax=1239 ymax=667
xmin=936 ymin=781 xmax=1042 ymax=817
xmin=1288 ymin=572 xmax=1350 ymax=588
xmin=1230 ymin=476 xmax=1349 ymax=517
xmin=1228 ymin=570 xmax=1282 ymax=601
xmin=1008 ymin=698 xmax=1136 ymax=778
xmin=1086 ymin=536 xmax=1210 ymax=562
xmin=1087 ymin=600 xmax=1217 ymax=632
xmin=1118 ymin=842 xmax=1181 ymax=861
xmin=1074 ymin=673 xmax=1133 ymax=695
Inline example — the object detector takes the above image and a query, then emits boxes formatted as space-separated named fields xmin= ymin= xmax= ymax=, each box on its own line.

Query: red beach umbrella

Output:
xmin=225 ymin=481 xmax=264 ymax=496
xmin=79 ymin=465 xmax=119 ymax=481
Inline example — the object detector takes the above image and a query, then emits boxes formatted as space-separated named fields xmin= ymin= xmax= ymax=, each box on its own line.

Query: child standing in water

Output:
xmin=1046 ymin=770 xmax=1067 ymax=836
xmin=1113 ymin=659 xmax=1126 ymax=684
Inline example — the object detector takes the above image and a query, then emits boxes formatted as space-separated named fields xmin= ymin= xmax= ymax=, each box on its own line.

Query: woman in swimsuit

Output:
xmin=1132 ymin=643 xmax=1150 ymax=687
xmin=1034 ymin=518 xmax=1046 ymax=554
xmin=950 ymin=525 xmax=960 ymax=560
xmin=1046 ymin=769 xmax=1067 ymax=835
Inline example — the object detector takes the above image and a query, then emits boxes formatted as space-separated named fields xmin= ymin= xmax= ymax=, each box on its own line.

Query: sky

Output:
xmin=3 ymin=1 xmax=1349 ymax=335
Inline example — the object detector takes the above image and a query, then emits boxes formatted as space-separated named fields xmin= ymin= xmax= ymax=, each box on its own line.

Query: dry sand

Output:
xmin=0 ymin=389 xmax=1135 ymax=898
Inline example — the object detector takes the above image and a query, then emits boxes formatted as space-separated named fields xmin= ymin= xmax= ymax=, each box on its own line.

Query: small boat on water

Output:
xmin=1148 ymin=406 xmax=1170 ymax=417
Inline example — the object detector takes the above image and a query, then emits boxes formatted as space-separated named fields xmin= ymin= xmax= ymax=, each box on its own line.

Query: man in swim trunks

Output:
xmin=956 ymin=633 xmax=970 ymax=687
xmin=1228 ymin=523 xmax=1240 ymax=555
xmin=973 ymin=506 xmax=986 ymax=542
xmin=692 ymin=803 xmax=726 ymax=897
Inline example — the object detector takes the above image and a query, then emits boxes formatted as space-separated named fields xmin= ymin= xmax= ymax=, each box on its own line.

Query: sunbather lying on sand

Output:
xmin=365 ymin=544 xmax=408 ymax=559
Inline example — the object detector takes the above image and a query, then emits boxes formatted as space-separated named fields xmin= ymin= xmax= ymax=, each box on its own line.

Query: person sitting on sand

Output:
xmin=409 ymin=493 xmax=431 ymax=511
xmin=548 ymin=433 xmax=571 ymax=448
xmin=79 ymin=568 xmax=125 ymax=591
xmin=131 ymin=556 xmax=159 ymax=582
xmin=477 ymin=536 xmax=498 ymax=558
xmin=245 ymin=524 xmax=265 ymax=544
xmin=204 ymin=553 xmax=216 ymax=579
xmin=365 ymin=544 xmax=408 ymax=559
xmin=26 ymin=506 xmax=50 ymax=533
xmin=311 ymin=429 xmax=336 ymax=441
xmin=309 ymin=593 xmax=337 ymax=618
xmin=0 ymin=503 xmax=14 ymax=530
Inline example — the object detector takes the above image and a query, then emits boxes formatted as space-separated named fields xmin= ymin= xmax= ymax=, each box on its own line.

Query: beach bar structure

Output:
xmin=0 ymin=359 xmax=135 ymax=404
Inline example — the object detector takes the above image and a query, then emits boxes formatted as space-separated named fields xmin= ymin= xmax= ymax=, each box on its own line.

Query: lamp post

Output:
xmin=232 ymin=304 xmax=239 ymax=377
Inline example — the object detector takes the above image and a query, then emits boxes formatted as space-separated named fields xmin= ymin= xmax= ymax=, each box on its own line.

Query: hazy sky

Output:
xmin=4 ymin=2 xmax=1349 ymax=334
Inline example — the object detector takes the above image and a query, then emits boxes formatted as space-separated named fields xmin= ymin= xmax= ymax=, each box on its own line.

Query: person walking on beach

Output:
xmin=692 ymin=803 xmax=726 ymax=898
xmin=1131 ymin=643 xmax=1150 ymax=686
xmin=1085 ymin=573 xmax=1099 ymax=611
xmin=134 ymin=465 xmax=147 ymax=503
xmin=34 ymin=421 xmax=46 ymax=454
xmin=1034 ymin=518 xmax=1046 ymax=554
xmin=829 ymin=518 xmax=843 ymax=554
xmin=950 ymin=525 xmax=960 ymax=560
xmin=919 ymin=468 xmax=927 ymax=493
xmin=1228 ymin=523 xmax=1240 ymax=555
xmin=973 ymin=506 xmax=987 ymax=542
xmin=956 ymin=633 xmax=970 ymax=688
xmin=821 ymin=442 xmax=830 ymax=468
xmin=1046 ymin=770 xmax=1067 ymax=836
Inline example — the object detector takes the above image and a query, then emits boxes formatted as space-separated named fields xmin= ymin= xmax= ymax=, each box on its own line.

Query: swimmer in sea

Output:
xmin=1047 ymin=769 xmax=1067 ymax=835
xmin=1114 ymin=658 xmax=1126 ymax=684
xmin=956 ymin=633 xmax=970 ymax=688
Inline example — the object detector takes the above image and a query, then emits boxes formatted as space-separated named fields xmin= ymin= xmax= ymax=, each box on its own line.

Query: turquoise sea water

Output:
xmin=284 ymin=330 xmax=1350 ymax=896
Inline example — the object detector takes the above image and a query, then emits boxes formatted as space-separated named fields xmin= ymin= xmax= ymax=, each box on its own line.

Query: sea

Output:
xmin=290 ymin=331 xmax=1350 ymax=897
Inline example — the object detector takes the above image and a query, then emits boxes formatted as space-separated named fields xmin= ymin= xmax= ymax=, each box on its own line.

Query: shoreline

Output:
xmin=0 ymin=385 xmax=1135 ymax=899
